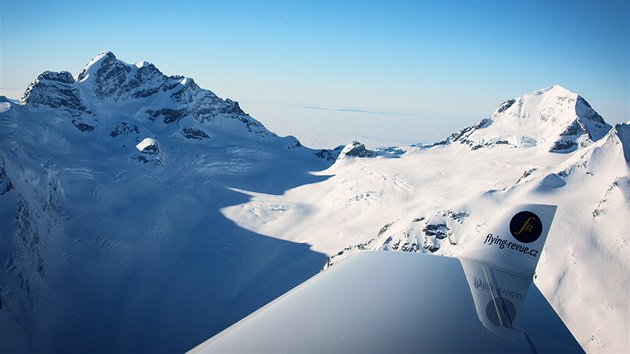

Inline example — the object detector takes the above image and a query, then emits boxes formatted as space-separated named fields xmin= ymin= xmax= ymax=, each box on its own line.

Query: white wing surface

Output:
xmin=189 ymin=204 xmax=583 ymax=353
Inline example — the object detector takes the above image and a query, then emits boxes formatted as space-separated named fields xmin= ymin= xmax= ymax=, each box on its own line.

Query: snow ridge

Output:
xmin=21 ymin=51 xmax=273 ymax=138
xmin=440 ymin=85 xmax=611 ymax=153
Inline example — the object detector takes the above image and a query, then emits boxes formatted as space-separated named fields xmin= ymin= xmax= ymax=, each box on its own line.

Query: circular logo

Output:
xmin=509 ymin=211 xmax=542 ymax=243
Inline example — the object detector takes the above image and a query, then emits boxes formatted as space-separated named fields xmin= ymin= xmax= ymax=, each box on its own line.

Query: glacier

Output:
xmin=1 ymin=52 xmax=628 ymax=353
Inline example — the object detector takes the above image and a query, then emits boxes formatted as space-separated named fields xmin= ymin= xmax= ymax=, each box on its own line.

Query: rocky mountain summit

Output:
xmin=21 ymin=51 xmax=275 ymax=138
xmin=439 ymin=85 xmax=611 ymax=153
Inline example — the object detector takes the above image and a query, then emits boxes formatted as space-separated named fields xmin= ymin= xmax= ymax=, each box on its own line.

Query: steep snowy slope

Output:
xmin=439 ymin=85 xmax=611 ymax=153
xmin=222 ymin=94 xmax=628 ymax=353
xmin=1 ymin=51 xmax=626 ymax=354
xmin=0 ymin=52 xmax=334 ymax=354
xmin=523 ymin=123 xmax=630 ymax=353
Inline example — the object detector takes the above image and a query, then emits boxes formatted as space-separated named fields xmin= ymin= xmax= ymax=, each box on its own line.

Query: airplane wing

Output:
xmin=189 ymin=204 xmax=584 ymax=353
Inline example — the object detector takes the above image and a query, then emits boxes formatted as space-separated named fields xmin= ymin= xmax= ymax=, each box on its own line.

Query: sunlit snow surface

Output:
xmin=222 ymin=115 xmax=629 ymax=352
xmin=0 ymin=52 xmax=628 ymax=354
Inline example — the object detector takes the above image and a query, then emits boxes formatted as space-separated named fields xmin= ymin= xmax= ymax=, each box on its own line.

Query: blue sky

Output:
xmin=1 ymin=0 xmax=628 ymax=146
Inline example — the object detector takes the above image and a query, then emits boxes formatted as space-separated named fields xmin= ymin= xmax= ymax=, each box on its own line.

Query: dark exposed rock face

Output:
xmin=21 ymin=71 xmax=99 ymax=132
xmin=315 ymin=145 xmax=344 ymax=161
xmin=110 ymin=122 xmax=140 ymax=137
xmin=339 ymin=141 xmax=377 ymax=159
xmin=436 ymin=118 xmax=492 ymax=148
xmin=134 ymin=139 xmax=162 ymax=166
xmin=182 ymin=128 xmax=209 ymax=140
xmin=91 ymin=53 xmax=132 ymax=98
xmin=147 ymin=108 xmax=187 ymax=124
xmin=21 ymin=51 xmax=275 ymax=138
xmin=576 ymin=96 xmax=606 ymax=125
xmin=425 ymin=223 xmax=449 ymax=239
xmin=0 ymin=156 xmax=13 ymax=195
xmin=323 ymin=207 xmax=470 ymax=269
xmin=497 ymin=99 xmax=516 ymax=113
xmin=21 ymin=71 xmax=90 ymax=116
xmin=72 ymin=121 xmax=95 ymax=132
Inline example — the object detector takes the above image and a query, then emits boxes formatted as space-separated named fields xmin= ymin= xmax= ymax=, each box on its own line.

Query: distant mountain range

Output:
xmin=1 ymin=52 xmax=628 ymax=353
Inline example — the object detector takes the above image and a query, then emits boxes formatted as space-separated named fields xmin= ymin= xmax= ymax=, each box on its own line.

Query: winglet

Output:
xmin=458 ymin=204 xmax=557 ymax=280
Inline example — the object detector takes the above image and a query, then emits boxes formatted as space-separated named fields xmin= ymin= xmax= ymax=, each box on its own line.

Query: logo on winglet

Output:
xmin=509 ymin=211 xmax=542 ymax=243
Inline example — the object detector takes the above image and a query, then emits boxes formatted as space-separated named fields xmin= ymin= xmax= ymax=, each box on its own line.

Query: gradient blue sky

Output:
xmin=1 ymin=0 xmax=628 ymax=146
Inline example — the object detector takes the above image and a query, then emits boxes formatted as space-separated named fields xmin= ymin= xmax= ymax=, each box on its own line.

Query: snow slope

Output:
xmin=1 ymin=52 xmax=627 ymax=353
xmin=0 ymin=52 xmax=335 ymax=354
xmin=223 ymin=92 xmax=628 ymax=353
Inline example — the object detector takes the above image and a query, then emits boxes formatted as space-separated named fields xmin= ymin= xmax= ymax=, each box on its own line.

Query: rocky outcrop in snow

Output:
xmin=337 ymin=141 xmax=377 ymax=159
xmin=135 ymin=138 xmax=162 ymax=166
xmin=322 ymin=209 xmax=469 ymax=269
xmin=314 ymin=145 xmax=344 ymax=161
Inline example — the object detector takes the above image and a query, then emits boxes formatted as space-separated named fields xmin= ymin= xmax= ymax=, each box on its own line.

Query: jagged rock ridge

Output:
xmin=21 ymin=51 xmax=272 ymax=138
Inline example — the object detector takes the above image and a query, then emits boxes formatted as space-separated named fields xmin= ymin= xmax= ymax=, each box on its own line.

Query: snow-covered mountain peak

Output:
xmin=442 ymin=85 xmax=611 ymax=153
xmin=18 ymin=51 xmax=278 ymax=138
xmin=531 ymin=83 xmax=571 ymax=96
xmin=74 ymin=50 xmax=171 ymax=101
xmin=76 ymin=50 xmax=117 ymax=82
